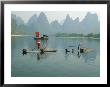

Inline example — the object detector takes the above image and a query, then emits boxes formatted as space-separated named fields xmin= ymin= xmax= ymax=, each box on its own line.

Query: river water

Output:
xmin=11 ymin=36 xmax=100 ymax=77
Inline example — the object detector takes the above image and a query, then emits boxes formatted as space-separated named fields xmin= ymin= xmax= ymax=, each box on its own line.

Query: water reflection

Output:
xmin=23 ymin=51 xmax=48 ymax=61
xmin=64 ymin=48 xmax=97 ymax=63
xmin=37 ymin=53 xmax=40 ymax=61
xmin=81 ymin=50 xmax=97 ymax=63
xmin=36 ymin=53 xmax=48 ymax=61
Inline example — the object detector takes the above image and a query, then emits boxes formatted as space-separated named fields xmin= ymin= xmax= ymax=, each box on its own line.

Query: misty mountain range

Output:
xmin=11 ymin=12 xmax=100 ymax=35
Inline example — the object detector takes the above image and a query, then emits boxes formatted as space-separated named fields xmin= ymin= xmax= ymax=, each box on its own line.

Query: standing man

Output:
xmin=35 ymin=32 xmax=41 ymax=49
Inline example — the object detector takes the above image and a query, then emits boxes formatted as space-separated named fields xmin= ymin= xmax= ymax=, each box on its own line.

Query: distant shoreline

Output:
xmin=11 ymin=35 xmax=33 ymax=37
xmin=56 ymin=36 xmax=100 ymax=39
xmin=11 ymin=34 xmax=100 ymax=39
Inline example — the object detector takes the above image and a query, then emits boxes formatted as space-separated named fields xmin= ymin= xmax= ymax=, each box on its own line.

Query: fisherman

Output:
xmin=77 ymin=44 xmax=81 ymax=57
xmin=35 ymin=32 xmax=41 ymax=49
xmin=40 ymin=48 xmax=44 ymax=54
xmin=37 ymin=41 xmax=40 ymax=49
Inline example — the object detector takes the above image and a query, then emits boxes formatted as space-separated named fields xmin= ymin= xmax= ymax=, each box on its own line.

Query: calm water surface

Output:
xmin=11 ymin=36 xmax=100 ymax=77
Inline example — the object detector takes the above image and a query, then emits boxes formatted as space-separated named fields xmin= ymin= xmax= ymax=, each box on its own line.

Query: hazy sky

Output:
xmin=12 ymin=11 xmax=99 ymax=23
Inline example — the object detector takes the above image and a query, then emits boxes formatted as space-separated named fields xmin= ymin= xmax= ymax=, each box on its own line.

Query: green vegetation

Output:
xmin=56 ymin=33 xmax=100 ymax=38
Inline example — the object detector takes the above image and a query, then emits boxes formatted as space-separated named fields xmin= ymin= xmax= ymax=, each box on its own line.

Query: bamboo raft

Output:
xmin=22 ymin=49 xmax=57 ymax=55
xmin=34 ymin=37 xmax=48 ymax=40
xmin=80 ymin=47 xmax=93 ymax=53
